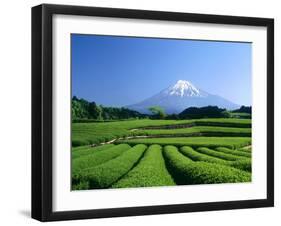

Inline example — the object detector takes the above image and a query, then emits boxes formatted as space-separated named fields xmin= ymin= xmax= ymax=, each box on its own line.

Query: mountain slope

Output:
xmin=126 ymin=80 xmax=239 ymax=114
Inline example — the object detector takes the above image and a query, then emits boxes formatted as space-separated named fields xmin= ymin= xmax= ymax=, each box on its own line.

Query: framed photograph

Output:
xmin=32 ymin=4 xmax=274 ymax=221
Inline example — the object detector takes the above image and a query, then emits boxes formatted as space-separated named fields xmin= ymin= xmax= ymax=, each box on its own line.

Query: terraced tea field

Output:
xmin=72 ymin=118 xmax=252 ymax=190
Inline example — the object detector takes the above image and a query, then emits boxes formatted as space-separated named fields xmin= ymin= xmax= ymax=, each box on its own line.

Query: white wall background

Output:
xmin=0 ymin=0 xmax=279 ymax=225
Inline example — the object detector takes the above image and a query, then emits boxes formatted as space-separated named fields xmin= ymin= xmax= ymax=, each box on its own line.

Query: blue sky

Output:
xmin=72 ymin=34 xmax=252 ymax=107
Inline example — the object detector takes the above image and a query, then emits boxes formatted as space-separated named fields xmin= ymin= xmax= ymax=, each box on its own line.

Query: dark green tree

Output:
xmin=179 ymin=106 xmax=228 ymax=119
xmin=148 ymin=106 xmax=166 ymax=119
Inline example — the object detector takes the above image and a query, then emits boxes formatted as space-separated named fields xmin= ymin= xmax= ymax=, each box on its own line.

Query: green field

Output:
xmin=72 ymin=118 xmax=252 ymax=190
xmin=72 ymin=118 xmax=251 ymax=146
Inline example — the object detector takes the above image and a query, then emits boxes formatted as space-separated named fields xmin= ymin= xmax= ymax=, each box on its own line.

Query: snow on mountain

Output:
xmin=126 ymin=80 xmax=240 ymax=114
xmin=165 ymin=80 xmax=205 ymax=97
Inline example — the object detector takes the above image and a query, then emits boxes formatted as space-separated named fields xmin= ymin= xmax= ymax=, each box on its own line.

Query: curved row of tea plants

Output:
xmin=77 ymin=144 xmax=147 ymax=189
xmin=112 ymin=144 xmax=175 ymax=188
xmin=135 ymin=126 xmax=251 ymax=137
xmin=116 ymin=137 xmax=251 ymax=149
xmin=215 ymin=147 xmax=251 ymax=158
xmin=72 ymin=144 xmax=115 ymax=159
xmin=72 ymin=144 xmax=131 ymax=185
xmin=163 ymin=145 xmax=251 ymax=185
xmin=179 ymin=146 xmax=251 ymax=172
xmin=72 ymin=143 xmax=252 ymax=190
xmin=196 ymin=147 xmax=248 ymax=161
xmin=72 ymin=118 xmax=252 ymax=189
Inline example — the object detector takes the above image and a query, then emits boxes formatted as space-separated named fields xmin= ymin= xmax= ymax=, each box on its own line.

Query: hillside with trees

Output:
xmin=72 ymin=96 xmax=146 ymax=121
xmin=232 ymin=106 xmax=252 ymax=114
xmin=178 ymin=106 xmax=229 ymax=119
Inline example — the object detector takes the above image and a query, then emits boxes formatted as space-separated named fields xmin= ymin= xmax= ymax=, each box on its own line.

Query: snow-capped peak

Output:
xmin=167 ymin=80 xmax=204 ymax=97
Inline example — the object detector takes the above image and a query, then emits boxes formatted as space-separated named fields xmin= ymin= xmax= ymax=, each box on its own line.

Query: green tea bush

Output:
xmin=72 ymin=140 xmax=89 ymax=147
xmin=117 ymin=137 xmax=251 ymax=149
xmin=112 ymin=144 xmax=175 ymax=188
xmin=227 ymin=159 xmax=252 ymax=172
xmin=72 ymin=145 xmax=91 ymax=152
xmin=238 ymin=147 xmax=252 ymax=153
xmin=163 ymin=145 xmax=251 ymax=185
xmin=215 ymin=147 xmax=251 ymax=158
xmin=135 ymin=126 xmax=251 ymax=137
xmin=72 ymin=144 xmax=131 ymax=183
xmin=196 ymin=147 xmax=248 ymax=161
xmin=194 ymin=119 xmax=251 ymax=128
xmin=180 ymin=146 xmax=251 ymax=172
xmin=83 ymin=144 xmax=147 ymax=189
xmin=72 ymin=144 xmax=115 ymax=159
xmin=180 ymin=146 xmax=226 ymax=164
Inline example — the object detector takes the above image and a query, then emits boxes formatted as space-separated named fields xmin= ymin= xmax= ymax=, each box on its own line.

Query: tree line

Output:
xmin=150 ymin=105 xmax=251 ymax=120
xmin=72 ymin=96 xmax=146 ymax=121
xmin=72 ymin=96 xmax=251 ymax=121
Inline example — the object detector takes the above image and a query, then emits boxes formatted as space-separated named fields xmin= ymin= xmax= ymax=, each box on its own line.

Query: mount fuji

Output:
xmin=126 ymin=80 xmax=240 ymax=114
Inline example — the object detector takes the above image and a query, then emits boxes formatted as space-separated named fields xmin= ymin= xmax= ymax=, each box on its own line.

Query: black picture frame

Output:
xmin=32 ymin=3 xmax=274 ymax=222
